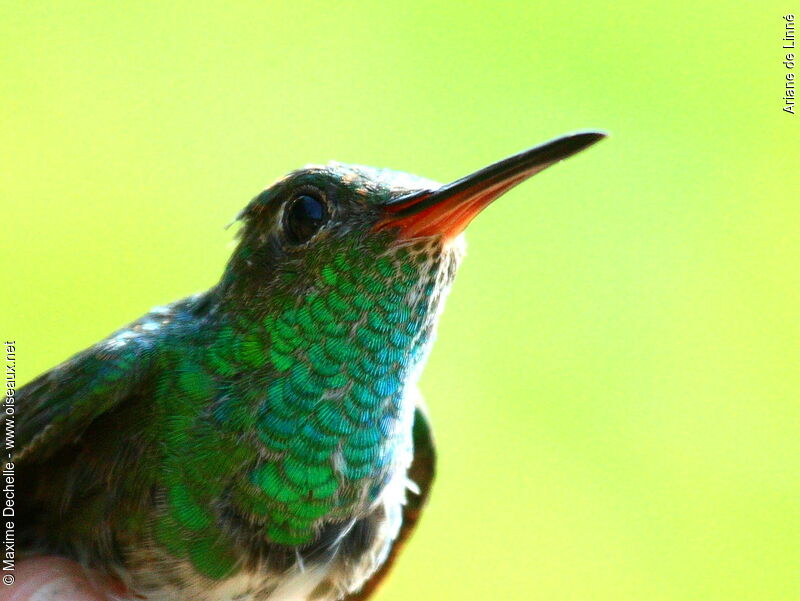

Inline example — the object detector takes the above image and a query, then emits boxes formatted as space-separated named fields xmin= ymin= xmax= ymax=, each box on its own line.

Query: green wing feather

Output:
xmin=13 ymin=313 xmax=163 ymax=464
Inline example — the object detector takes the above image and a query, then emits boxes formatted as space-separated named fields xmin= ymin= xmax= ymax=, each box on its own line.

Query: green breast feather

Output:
xmin=150 ymin=237 xmax=446 ymax=577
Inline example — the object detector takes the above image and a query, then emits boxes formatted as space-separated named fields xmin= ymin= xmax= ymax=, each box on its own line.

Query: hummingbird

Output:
xmin=15 ymin=132 xmax=605 ymax=601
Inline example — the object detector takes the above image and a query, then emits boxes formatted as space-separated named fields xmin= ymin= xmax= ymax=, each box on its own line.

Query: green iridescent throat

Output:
xmin=147 ymin=233 xmax=454 ymax=577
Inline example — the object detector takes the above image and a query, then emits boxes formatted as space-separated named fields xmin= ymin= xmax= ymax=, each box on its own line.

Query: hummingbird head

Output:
xmin=206 ymin=133 xmax=605 ymax=546
xmin=222 ymin=132 xmax=606 ymax=315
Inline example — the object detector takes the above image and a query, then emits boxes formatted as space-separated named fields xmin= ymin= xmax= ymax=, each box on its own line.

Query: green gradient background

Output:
xmin=3 ymin=2 xmax=798 ymax=600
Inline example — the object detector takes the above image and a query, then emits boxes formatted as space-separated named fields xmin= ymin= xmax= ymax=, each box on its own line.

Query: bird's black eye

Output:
xmin=285 ymin=193 xmax=329 ymax=244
